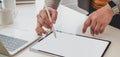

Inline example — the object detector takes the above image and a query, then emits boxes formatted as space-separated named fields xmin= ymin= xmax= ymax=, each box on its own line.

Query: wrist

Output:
xmin=108 ymin=1 xmax=120 ymax=15
xmin=105 ymin=4 xmax=114 ymax=16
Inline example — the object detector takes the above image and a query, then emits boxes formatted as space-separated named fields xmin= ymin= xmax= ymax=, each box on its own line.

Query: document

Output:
xmin=31 ymin=32 xmax=110 ymax=57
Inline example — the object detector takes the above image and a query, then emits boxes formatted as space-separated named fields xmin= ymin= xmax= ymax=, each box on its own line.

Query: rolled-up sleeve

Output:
xmin=112 ymin=0 xmax=120 ymax=10
xmin=45 ymin=0 xmax=60 ymax=9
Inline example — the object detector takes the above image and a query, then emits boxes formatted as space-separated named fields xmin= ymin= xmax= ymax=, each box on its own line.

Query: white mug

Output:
xmin=0 ymin=9 xmax=14 ymax=25
xmin=3 ymin=0 xmax=16 ymax=16
xmin=0 ymin=0 xmax=16 ymax=25
xmin=3 ymin=0 xmax=16 ymax=10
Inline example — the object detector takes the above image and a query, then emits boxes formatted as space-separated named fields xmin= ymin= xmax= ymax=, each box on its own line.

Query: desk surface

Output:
xmin=0 ymin=0 xmax=119 ymax=57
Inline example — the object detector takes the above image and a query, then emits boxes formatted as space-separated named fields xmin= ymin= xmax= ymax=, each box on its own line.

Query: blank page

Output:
xmin=31 ymin=32 xmax=110 ymax=57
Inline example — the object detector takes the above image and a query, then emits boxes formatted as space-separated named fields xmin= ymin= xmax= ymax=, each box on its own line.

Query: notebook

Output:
xmin=31 ymin=31 xmax=111 ymax=57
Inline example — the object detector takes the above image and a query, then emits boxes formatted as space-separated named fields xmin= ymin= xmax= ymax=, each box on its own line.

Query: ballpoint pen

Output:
xmin=44 ymin=4 xmax=57 ymax=38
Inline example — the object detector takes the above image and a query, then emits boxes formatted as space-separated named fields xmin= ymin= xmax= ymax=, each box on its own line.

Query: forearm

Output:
xmin=45 ymin=0 xmax=60 ymax=9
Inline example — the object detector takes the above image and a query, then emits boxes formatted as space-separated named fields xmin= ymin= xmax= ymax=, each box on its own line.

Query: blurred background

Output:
xmin=61 ymin=0 xmax=88 ymax=14
xmin=16 ymin=0 xmax=88 ymax=14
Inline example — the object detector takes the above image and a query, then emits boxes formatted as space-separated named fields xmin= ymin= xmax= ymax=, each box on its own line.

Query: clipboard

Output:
xmin=31 ymin=31 xmax=111 ymax=57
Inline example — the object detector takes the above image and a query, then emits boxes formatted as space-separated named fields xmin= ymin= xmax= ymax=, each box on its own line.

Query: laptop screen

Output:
xmin=16 ymin=0 xmax=35 ymax=4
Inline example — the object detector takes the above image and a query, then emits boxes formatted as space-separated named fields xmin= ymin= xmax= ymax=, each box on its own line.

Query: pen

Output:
xmin=44 ymin=4 xmax=57 ymax=38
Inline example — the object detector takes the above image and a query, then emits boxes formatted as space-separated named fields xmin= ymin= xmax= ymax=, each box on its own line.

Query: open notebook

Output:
xmin=31 ymin=31 xmax=111 ymax=57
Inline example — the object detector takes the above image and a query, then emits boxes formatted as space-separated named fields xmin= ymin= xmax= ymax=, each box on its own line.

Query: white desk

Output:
xmin=0 ymin=0 xmax=119 ymax=57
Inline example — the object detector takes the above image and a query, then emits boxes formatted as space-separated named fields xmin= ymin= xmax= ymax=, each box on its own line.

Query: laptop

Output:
xmin=16 ymin=0 xmax=35 ymax=4
xmin=0 ymin=28 xmax=40 ymax=57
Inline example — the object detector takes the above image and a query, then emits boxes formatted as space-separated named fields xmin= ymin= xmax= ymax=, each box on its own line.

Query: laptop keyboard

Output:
xmin=0 ymin=34 xmax=28 ymax=52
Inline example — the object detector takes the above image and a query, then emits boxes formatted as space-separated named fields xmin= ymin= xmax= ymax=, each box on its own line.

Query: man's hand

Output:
xmin=36 ymin=7 xmax=58 ymax=35
xmin=82 ymin=4 xmax=114 ymax=36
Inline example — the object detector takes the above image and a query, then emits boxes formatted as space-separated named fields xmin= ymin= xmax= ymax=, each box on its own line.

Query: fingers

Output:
xmin=49 ymin=7 xmax=58 ymax=24
xmin=36 ymin=22 xmax=48 ymax=35
xmin=82 ymin=5 xmax=113 ymax=36
xmin=39 ymin=10 xmax=52 ymax=28
xmin=90 ymin=21 xmax=97 ymax=36
xmin=83 ymin=16 xmax=106 ymax=36
xmin=94 ymin=23 xmax=102 ymax=35
xmin=100 ymin=24 xmax=106 ymax=34
xmin=36 ymin=7 xmax=57 ymax=35
xmin=37 ymin=14 xmax=44 ymax=26
xmin=82 ymin=17 xmax=91 ymax=33
xmin=90 ymin=22 xmax=106 ymax=35
xmin=37 ymin=8 xmax=57 ymax=28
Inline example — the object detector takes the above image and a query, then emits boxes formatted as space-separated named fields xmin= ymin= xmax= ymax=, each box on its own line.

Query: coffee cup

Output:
xmin=0 ymin=9 xmax=14 ymax=25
